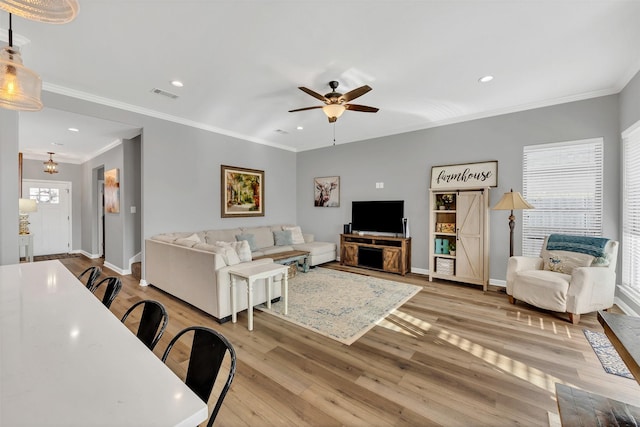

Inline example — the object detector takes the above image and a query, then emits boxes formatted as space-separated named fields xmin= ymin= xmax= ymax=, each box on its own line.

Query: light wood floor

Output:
xmin=59 ymin=256 xmax=640 ymax=426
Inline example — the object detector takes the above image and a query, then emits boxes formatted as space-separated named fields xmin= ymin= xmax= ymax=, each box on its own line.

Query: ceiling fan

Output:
xmin=289 ymin=81 xmax=379 ymax=123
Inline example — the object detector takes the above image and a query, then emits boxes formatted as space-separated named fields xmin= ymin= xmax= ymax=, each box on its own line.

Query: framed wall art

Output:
xmin=314 ymin=176 xmax=340 ymax=207
xmin=221 ymin=165 xmax=264 ymax=217
xmin=104 ymin=168 xmax=120 ymax=213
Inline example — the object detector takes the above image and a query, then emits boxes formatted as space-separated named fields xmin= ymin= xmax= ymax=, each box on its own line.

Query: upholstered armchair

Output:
xmin=506 ymin=234 xmax=618 ymax=324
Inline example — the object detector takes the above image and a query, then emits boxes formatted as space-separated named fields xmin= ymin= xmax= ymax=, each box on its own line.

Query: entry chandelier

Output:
xmin=43 ymin=151 xmax=58 ymax=174
xmin=0 ymin=13 xmax=42 ymax=111
xmin=0 ymin=0 xmax=79 ymax=24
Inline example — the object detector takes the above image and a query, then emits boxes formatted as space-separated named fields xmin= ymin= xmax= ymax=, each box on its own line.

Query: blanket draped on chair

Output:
xmin=546 ymin=234 xmax=609 ymax=258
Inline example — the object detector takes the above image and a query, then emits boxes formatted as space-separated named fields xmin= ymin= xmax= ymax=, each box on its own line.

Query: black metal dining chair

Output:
xmin=161 ymin=326 xmax=237 ymax=426
xmin=90 ymin=276 xmax=122 ymax=308
xmin=121 ymin=300 xmax=169 ymax=351
xmin=78 ymin=266 xmax=102 ymax=291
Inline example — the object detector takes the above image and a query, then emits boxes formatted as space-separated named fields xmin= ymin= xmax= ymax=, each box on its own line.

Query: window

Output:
xmin=522 ymin=138 xmax=603 ymax=256
xmin=29 ymin=187 xmax=60 ymax=204
xmin=623 ymin=125 xmax=640 ymax=291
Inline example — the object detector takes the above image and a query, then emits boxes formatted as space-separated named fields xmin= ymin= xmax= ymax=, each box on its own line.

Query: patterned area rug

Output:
xmin=583 ymin=329 xmax=633 ymax=379
xmin=256 ymin=267 xmax=421 ymax=345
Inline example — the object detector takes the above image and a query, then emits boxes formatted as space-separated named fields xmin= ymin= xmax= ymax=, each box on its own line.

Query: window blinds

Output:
xmin=522 ymin=138 xmax=603 ymax=257
xmin=623 ymin=126 xmax=640 ymax=290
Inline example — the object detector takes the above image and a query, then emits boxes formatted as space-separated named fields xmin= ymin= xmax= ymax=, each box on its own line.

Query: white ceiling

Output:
xmin=9 ymin=0 xmax=640 ymax=162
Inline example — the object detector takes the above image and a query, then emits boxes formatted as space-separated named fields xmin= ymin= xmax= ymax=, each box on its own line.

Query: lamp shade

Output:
xmin=0 ymin=0 xmax=79 ymax=24
xmin=322 ymin=104 xmax=346 ymax=119
xmin=0 ymin=45 xmax=42 ymax=111
xmin=493 ymin=190 xmax=534 ymax=210
xmin=19 ymin=198 xmax=37 ymax=213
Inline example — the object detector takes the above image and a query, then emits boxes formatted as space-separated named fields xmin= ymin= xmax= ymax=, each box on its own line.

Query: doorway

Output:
xmin=23 ymin=179 xmax=72 ymax=256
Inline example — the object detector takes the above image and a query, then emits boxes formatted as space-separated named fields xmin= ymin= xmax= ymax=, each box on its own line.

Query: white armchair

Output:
xmin=506 ymin=235 xmax=618 ymax=324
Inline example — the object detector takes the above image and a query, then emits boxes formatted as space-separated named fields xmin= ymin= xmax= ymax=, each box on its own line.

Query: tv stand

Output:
xmin=340 ymin=234 xmax=411 ymax=275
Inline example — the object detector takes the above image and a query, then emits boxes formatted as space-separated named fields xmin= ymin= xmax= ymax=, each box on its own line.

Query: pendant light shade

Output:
xmin=44 ymin=152 xmax=58 ymax=174
xmin=0 ymin=45 xmax=42 ymax=111
xmin=0 ymin=0 xmax=79 ymax=24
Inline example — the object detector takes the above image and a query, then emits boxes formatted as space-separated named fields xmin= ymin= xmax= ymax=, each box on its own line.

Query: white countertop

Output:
xmin=0 ymin=260 xmax=207 ymax=427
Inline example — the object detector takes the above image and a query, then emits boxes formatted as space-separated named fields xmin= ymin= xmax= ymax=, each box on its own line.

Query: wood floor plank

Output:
xmin=56 ymin=257 xmax=640 ymax=426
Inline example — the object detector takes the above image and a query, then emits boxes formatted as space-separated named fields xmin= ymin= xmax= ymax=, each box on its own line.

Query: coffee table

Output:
xmin=254 ymin=250 xmax=311 ymax=273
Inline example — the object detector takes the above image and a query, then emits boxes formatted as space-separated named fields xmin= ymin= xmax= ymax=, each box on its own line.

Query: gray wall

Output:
xmin=22 ymin=158 xmax=83 ymax=252
xmin=297 ymin=94 xmax=621 ymax=282
xmin=0 ymin=109 xmax=19 ymax=265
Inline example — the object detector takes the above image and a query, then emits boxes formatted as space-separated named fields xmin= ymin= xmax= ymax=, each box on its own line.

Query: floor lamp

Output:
xmin=492 ymin=189 xmax=534 ymax=257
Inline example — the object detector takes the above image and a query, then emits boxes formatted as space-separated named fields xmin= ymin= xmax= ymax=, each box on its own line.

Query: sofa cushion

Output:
xmin=174 ymin=238 xmax=199 ymax=248
xmin=184 ymin=233 xmax=201 ymax=243
xmin=216 ymin=245 xmax=241 ymax=265
xmin=513 ymin=270 xmax=571 ymax=312
xmin=283 ymin=226 xmax=305 ymax=244
xmin=236 ymin=233 xmax=258 ymax=251
xmin=204 ymin=228 xmax=241 ymax=245
xmin=241 ymin=227 xmax=274 ymax=249
xmin=151 ymin=232 xmax=191 ymax=243
xmin=273 ymin=230 xmax=293 ymax=246
xmin=292 ymin=241 xmax=336 ymax=256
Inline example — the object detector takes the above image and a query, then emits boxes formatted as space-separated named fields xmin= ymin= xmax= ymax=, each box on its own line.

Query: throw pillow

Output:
xmin=235 ymin=233 xmax=258 ymax=251
xmin=273 ymin=230 xmax=293 ymax=246
xmin=283 ymin=226 xmax=305 ymax=244
xmin=543 ymin=250 xmax=594 ymax=274
xmin=215 ymin=241 xmax=250 ymax=263
xmin=173 ymin=238 xmax=198 ymax=248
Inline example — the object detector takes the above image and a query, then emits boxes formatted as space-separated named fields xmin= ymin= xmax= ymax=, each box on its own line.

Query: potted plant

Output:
xmin=441 ymin=194 xmax=454 ymax=209
xmin=449 ymin=242 xmax=456 ymax=256
xmin=436 ymin=199 xmax=445 ymax=210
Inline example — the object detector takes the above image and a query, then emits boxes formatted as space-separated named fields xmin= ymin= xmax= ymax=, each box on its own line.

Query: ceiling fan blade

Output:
xmin=340 ymin=85 xmax=372 ymax=103
xmin=345 ymin=104 xmax=379 ymax=113
xmin=298 ymin=87 xmax=329 ymax=102
xmin=289 ymin=106 xmax=324 ymax=113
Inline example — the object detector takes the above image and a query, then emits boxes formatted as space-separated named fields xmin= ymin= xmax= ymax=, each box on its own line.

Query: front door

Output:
xmin=23 ymin=179 xmax=71 ymax=256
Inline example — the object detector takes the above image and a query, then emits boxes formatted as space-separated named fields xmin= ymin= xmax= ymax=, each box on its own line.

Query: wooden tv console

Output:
xmin=340 ymin=234 xmax=411 ymax=276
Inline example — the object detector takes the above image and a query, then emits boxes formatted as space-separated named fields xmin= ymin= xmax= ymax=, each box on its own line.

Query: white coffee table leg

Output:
xmin=247 ymin=278 xmax=254 ymax=331
xmin=283 ymin=272 xmax=288 ymax=316
xmin=230 ymin=275 xmax=237 ymax=324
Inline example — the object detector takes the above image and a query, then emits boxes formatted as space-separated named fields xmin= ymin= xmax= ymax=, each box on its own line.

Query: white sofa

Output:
xmin=145 ymin=225 xmax=336 ymax=322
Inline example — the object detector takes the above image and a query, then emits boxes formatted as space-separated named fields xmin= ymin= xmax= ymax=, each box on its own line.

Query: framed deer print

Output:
xmin=314 ymin=176 xmax=340 ymax=207
xmin=221 ymin=165 xmax=264 ymax=217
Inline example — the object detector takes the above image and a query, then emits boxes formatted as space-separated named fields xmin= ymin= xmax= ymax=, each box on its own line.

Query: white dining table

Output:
xmin=0 ymin=260 xmax=208 ymax=427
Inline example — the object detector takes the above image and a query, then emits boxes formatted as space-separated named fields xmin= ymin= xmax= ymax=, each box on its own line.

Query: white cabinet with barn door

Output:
xmin=429 ymin=189 xmax=489 ymax=291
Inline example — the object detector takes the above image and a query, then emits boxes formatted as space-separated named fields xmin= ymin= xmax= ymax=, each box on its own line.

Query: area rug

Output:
xmin=256 ymin=267 xmax=421 ymax=345
xmin=583 ymin=329 xmax=633 ymax=379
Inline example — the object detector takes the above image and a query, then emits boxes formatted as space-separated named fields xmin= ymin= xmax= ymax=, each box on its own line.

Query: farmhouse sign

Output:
xmin=430 ymin=161 xmax=498 ymax=190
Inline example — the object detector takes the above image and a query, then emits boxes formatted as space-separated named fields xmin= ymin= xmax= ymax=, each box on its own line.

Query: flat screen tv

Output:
xmin=351 ymin=200 xmax=404 ymax=234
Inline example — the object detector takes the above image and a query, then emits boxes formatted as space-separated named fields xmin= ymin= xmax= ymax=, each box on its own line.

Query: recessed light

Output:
xmin=297 ymin=126 xmax=303 ymax=130
xmin=68 ymin=127 xmax=79 ymax=132
xmin=171 ymin=80 xmax=184 ymax=88
xmin=478 ymin=75 xmax=494 ymax=83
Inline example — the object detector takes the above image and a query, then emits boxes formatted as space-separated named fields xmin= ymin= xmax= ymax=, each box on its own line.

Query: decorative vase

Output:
xmin=439 ymin=206 xmax=446 ymax=210
xmin=450 ymin=250 xmax=456 ymax=256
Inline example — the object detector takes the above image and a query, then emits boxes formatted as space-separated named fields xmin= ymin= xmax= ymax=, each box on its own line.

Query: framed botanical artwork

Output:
xmin=221 ymin=165 xmax=264 ymax=217
xmin=104 ymin=168 xmax=120 ymax=213
xmin=314 ymin=176 xmax=340 ymax=207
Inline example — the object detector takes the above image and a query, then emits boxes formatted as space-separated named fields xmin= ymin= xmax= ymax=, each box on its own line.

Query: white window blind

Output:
xmin=522 ymin=138 xmax=603 ymax=257
xmin=623 ymin=126 xmax=640 ymax=291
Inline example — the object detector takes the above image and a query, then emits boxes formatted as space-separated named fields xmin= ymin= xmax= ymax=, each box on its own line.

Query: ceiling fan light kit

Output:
xmin=289 ymin=80 xmax=379 ymax=123
xmin=0 ymin=0 xmax=79 ymax=24
xmin=0 ymin=13 xmax=42 ymax=111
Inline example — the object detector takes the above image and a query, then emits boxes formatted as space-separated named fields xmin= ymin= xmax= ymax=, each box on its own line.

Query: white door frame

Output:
xmin=98 ymin=179 xmax=104 ymax=257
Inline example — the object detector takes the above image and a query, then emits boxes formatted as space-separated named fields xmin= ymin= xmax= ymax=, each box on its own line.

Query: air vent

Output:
xmin=275 ymin=129 xmax=289 ymax=135
xmin=150 ymin=88 xmax=179 ymax=99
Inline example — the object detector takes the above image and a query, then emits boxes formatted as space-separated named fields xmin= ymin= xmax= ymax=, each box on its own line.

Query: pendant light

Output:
xmin=0 ymin=0 xmax=78 ymax=24
xmin=0 ymin=13 xmax=42 ymax=111
xmin=44 ymin=152 xmax=58 ymax=174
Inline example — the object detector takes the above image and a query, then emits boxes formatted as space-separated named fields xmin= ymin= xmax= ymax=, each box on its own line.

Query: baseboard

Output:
xmin=77 ymin=249 xmax=102 ymax=259
xmin=104 ymin=261 xmax=131 ymax=276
